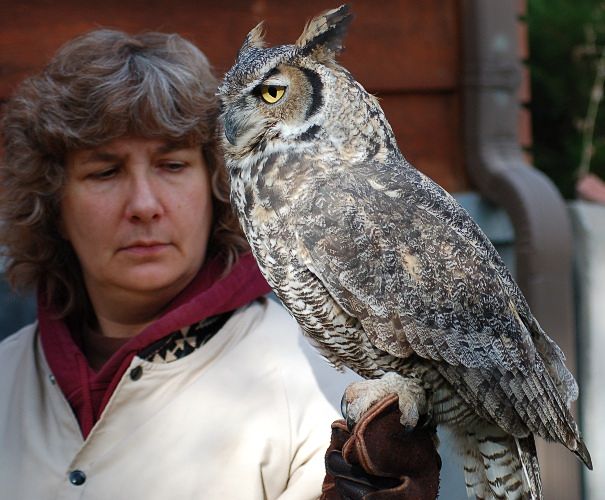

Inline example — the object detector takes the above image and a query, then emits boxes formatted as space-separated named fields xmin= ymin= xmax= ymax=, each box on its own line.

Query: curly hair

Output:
xmin=0 ymin=29 xmax=249 ymax=318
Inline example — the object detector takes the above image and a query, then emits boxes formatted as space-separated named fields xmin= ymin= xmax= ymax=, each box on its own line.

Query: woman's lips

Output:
xmin=119 ymin=242 xmax=171 ymax=256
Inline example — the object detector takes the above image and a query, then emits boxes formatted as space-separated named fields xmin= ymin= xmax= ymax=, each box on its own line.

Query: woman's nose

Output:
xmin=125 ymin=173 xmax=164 ymax=222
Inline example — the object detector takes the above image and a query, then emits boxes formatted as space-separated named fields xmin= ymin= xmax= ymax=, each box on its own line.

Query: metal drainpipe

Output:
xmin=462 ymin=1 xmax=582 ymax=498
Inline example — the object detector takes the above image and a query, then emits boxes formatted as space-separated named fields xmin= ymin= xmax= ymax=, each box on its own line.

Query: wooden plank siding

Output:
xmin=0 ymin=0 xmax=469 ymax=192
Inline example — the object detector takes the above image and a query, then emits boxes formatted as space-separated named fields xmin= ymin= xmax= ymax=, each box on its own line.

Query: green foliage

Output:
xmin=528 ymin=0 xmax=605 ymax=198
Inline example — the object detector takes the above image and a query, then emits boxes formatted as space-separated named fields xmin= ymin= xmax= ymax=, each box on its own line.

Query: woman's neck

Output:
xmin=87 ymin=290 xmax=175 ymax=338
xmin=94 ymin=314 xmax=156 ymax=339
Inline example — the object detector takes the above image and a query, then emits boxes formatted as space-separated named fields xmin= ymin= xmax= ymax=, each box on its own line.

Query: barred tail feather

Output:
xmin=461 ymin=431 xmax=491 ymax=499
xmin=515 ymin=436 xmax=543 ymax=500
xmin=459 ymin=427 xmax=543 ymax=499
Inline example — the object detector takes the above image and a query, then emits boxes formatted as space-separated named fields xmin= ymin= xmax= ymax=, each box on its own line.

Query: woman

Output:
xmin=0 ymin=29 xmax=439 ymax=499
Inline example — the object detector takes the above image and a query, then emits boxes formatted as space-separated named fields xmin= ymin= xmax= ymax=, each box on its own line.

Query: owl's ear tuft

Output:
xmin=237 ymin=22 xmax=266 ymax=60
xmin=296 ymin=5 xmax=353 ymax=63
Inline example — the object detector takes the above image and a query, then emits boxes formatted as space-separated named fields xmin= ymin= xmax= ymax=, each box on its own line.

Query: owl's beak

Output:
xmin=222 ymin=111 xmax=239 ymax=146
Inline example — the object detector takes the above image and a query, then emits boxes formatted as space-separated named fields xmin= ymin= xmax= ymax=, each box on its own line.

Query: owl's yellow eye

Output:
xmin=260 ymin=85 xmax=286 ymax=104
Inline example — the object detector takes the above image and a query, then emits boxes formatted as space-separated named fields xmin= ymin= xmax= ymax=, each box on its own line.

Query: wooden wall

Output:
xmin=0 ymin=0 xmax=469 ymax=192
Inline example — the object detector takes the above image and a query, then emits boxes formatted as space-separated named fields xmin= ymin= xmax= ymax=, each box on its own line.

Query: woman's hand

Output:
xmin=321 ymin=393 xmax=441 ymax=500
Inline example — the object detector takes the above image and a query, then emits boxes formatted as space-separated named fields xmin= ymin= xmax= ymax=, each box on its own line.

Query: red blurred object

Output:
xmin=576 ymin=173 xmax=605 ymax=204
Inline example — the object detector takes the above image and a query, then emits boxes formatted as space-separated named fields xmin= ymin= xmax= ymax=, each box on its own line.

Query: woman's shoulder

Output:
xmin=0 ymin=322 xmax=37 ymax=354
xmin=0 ymin=322 xmax=38 ymax=378
xmin=236 ymin=296 xmax=305 ymax=352
xmin=233 ymin=296 xmax=359 ymax=406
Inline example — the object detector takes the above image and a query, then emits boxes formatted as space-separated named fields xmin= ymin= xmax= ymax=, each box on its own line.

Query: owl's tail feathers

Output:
xmin=572 ymin=436 xmax=593 ymax=470
xmin=535 ymin=367 xmax=592 ymax=470
xmin=515 ymin=436 xmax=543 ymax=500
xmin=461 ymin=427 xmax=543 ymax=500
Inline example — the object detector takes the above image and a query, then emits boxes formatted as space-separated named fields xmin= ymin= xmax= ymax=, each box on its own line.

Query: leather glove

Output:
xmin=320 ymin=393 xmax=440 ymax=500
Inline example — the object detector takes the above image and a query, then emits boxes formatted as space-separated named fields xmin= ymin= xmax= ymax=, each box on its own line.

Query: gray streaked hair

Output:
xmin=0 ymin=29 xmax=248 ymax=319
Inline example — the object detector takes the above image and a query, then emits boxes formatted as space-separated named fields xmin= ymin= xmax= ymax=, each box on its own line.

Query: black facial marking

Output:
xmin=300 ymin=67 xmax=323 ymax=119
xmin=265 ymin=67 xmax=280 ymax=79
xmin=299 ymin=124 xmax=321 ymax=141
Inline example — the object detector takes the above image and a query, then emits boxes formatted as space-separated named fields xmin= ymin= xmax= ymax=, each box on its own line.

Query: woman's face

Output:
xmin=61 ymin=137 xmax=213 ymax=317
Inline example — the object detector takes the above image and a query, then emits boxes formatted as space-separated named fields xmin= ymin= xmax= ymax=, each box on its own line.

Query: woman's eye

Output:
xmin=260 ymin=84 xmax=286 ymax=104
xmin=90 ymin=167 xmax=118 ymax=180
xmin=161 ymin=161 xmax=186 ymax=172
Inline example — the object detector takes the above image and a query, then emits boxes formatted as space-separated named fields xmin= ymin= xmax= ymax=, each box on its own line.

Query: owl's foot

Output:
xmin=342 ymin=372 xmax=429 ymax=431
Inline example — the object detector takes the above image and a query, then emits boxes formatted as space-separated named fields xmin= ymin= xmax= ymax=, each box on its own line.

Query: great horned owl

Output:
xmin=218 ymin=5 xmax=591 ymax=499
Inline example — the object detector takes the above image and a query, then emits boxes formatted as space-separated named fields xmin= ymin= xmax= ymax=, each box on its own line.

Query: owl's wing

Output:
xmin=295 ymin=157 xmax=536 ymax=372
xmin=293 ymin=158 xmax=585 ymax=446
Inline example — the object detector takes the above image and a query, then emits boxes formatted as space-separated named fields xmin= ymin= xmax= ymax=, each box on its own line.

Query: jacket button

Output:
xmin=69 ymin=469 xmax=86 ymax=485
xmin=130 ymin=365 xmax=143 ymax=381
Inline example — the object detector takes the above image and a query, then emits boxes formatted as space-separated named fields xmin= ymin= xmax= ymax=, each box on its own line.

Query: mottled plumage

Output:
xmin=218 ymin=6 xmax=591 ymax=499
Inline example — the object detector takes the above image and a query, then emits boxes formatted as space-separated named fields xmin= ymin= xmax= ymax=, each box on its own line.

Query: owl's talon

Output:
xmin=341 ymin=393 xmax=356 ymax=430
xmin=415 ymin=411 xmax=433 ymax=430
xmin=340 ymin=392 xmax=348 ymax=420
xmin=346 ymin=414 xmax=356 ymax=432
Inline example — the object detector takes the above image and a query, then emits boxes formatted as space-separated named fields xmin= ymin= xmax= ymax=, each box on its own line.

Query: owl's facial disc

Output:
xmin=223 ymin=64 xmax=322 ymax=150
xmin=222 ymin=74 xmax=289 ymax=147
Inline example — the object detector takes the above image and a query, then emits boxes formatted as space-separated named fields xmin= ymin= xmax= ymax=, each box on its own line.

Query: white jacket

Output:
xmin=0 ymin=299 xmax=358 ymax=500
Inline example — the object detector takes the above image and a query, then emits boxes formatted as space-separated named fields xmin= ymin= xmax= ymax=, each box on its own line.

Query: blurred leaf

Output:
xmin=528 ymin=0 xmax=605 ymax=197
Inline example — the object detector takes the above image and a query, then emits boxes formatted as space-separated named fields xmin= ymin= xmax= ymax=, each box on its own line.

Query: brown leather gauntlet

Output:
xmin=321 ymin=394 xmax=440 ymax=500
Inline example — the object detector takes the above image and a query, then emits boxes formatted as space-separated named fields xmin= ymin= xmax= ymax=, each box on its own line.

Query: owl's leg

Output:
xmin=342 ymin=371 xmax=429 ymax=431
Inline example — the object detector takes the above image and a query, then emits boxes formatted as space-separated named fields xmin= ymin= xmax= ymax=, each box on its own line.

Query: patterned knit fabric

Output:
xmin=138 ymin=311 xmax=234 ymax=363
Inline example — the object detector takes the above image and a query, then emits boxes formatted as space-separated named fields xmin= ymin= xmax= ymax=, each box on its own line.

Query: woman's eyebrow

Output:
xmin=79 ymin=151 xmax=121 ymax=165
xmin=77 ymin=141 xmax=190 ymax=165
xmin=155 ymin=141 xmax=189 ymax=154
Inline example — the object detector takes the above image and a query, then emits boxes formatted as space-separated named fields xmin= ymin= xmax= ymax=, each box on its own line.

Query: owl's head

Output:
xmin=219 ymin=5 xmax=368 ymax=160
